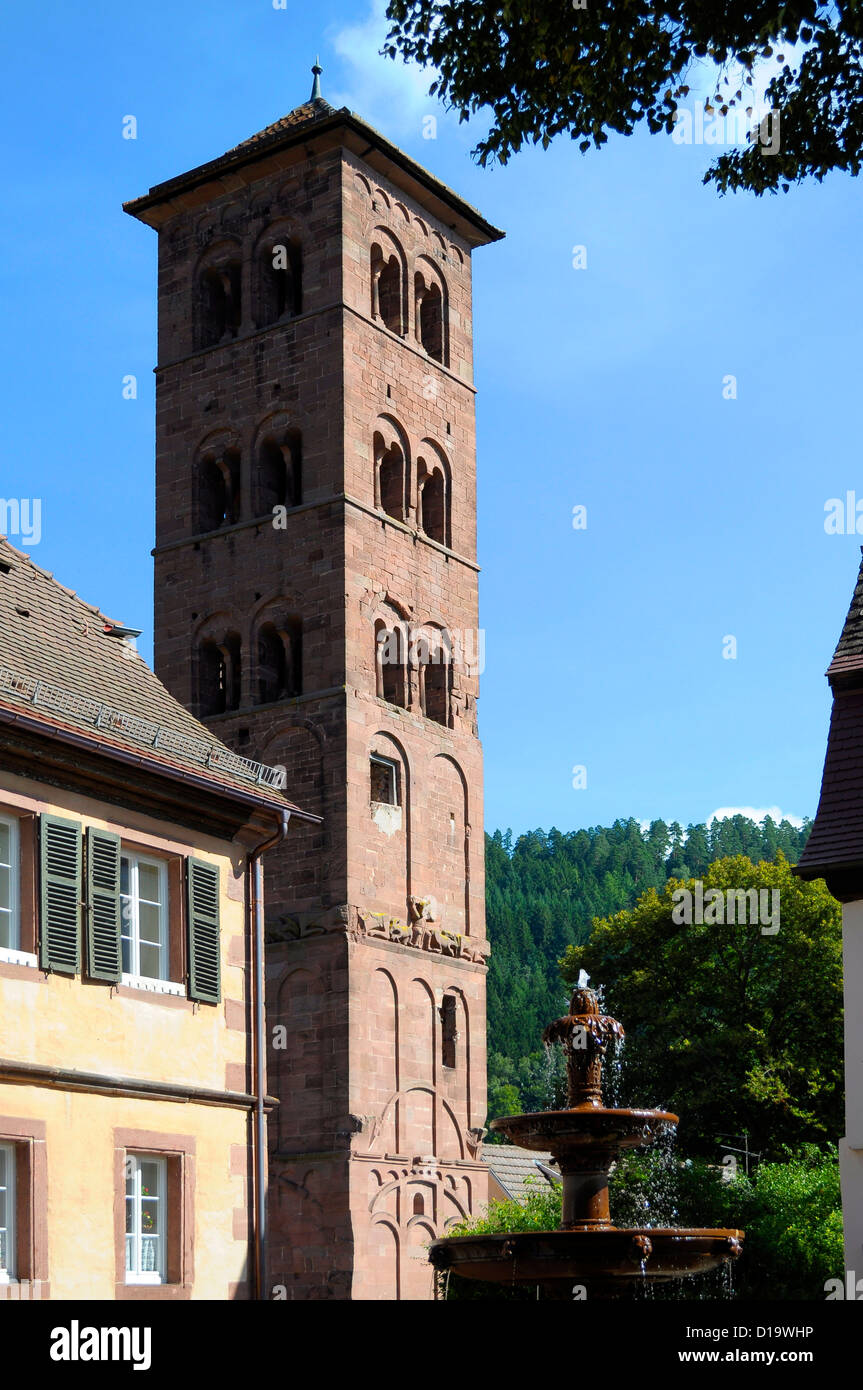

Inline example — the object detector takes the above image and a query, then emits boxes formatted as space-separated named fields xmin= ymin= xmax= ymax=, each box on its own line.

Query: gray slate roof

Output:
xmin=0 ymin=535 xmax=298 ymax=809
xmin=797 ymin=549 xmax=863 ymax=877
xmin=481 ymin=1143 xmax=559 ymax=1204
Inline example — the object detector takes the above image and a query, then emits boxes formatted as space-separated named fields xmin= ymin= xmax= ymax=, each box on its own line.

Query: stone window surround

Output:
xmin=113 ymin=1127 xmax=196 ymax=1301
xmin=0 ymin=1116 xmax=48 ymax=1298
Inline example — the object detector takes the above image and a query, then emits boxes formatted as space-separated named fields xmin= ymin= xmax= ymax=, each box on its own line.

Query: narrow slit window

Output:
xmin=441 ymin=995 xmax=457 ymax=1069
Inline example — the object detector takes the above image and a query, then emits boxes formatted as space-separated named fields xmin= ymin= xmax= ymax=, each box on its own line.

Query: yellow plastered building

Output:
xmin=0 ymin=536 xmax=316 ymax=1299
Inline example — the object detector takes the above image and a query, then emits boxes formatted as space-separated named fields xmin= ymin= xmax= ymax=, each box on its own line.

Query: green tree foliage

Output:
xmin=560 ymin=855 xmax=842 ymax=1153
xmin=485 ymin=815 xmax=810 ymax=1129
xmin=385 ymin=1 xmax=863 ymax=193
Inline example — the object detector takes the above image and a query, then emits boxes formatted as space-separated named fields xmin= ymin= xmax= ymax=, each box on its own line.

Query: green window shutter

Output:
xmin=187 ymin=857 xmax=220 ymax=1003
xmin=39 ymin=815 xmax=82 ymax=975
xmin=86 ymin=828 xmax=121 ymax=982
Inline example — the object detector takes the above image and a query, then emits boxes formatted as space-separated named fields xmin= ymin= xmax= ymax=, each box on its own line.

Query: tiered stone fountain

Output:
xmin=429 ymin=982 xmax=744 ymax=1296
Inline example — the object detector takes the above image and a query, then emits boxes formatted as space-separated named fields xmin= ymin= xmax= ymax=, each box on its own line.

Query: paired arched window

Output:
xmin=256 ymin=619 xmax=302 ymax=704
xmin=369 ymin=240 xmax=449 ymax=362
xmin=374 ymin=621 xmax=452 ymax=727
xmin=257 ymin=429 xmax=302 ymax=513
xmin=198 ymin=633 xmax=241 ymax=716
xmin=198 ymin=259 xmax=242 ymax=348
xmin=373 ymin=425 xmax=451 ymax=546
xmin=256 ymin=236 xmax=302 ymax=327
xmin=198 ymin=448 xmax=240 ymax=532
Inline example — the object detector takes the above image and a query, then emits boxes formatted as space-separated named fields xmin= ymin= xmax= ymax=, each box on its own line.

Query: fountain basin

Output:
xmin=429 ymin=982 xmax=745 ymax=1296
xmin=491 ymin=1107 xmax=678 ymax=1154
xmin=429 ymin=1227 xmax=744 ymax=1286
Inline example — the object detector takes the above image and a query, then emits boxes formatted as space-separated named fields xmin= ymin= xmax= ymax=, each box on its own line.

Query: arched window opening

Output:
xmin=199 ymin=633 xmax=241 ymax=716
xmin=416 ymin=275 xmax=444 ymax=362
xmin=375 ymin=621 xmax=407 ymax=709
xmin=412 ymin=1193 xmax=425 ymax=1216
xmin=375 ymin=434 xmax=405 ymax=523
xmin=257 ymin=238 xmax=302 ymax=327
xmin=418 ymin=465 xmax=447 ymax=546
xmin=440 ymin=994 xmax=458 ymax=1069
xmin=199 ymin=261 xmax=242 ymax=348
xmin=419 ymin=633 xmax=451 ymax=727
xmin=258 ymin=430 xmax=302 ymax=512
xmin=371 ymin=245 xmax=403 ymax=335
xmin=257 ymin=624 xmax=287 ymax=704
xmin=256 ymin=618 xmax=302 ymax=704
xmin=199 ymin=449 xmax=240 ymax=532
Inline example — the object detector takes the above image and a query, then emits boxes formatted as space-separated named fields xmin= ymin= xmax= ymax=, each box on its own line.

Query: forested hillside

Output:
xmin=485 ymin=815 xmax=811 ymax=1121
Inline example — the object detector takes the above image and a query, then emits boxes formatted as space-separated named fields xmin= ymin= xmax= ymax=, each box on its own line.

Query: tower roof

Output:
xmin=826 ymin=547 xmax=863 ymax=680
xmin=796 ymin=549 xmax=863 ymax=884
xmin=124 ymin=91 xmax=504 ymax=248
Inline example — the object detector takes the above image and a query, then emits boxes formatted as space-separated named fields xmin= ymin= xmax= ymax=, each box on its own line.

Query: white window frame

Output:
xmin=120 ymin=852 xmax=172 ymax=989
xmin=370 ymin=754 xmax=400 ymax=807
xmin=0 ymin=813 xmax=21 ymax=961
xmin=125 ymin=1152 xmax=167 ymax=1285
xmin=0 ymin=1141 xmax=15 ymax=1283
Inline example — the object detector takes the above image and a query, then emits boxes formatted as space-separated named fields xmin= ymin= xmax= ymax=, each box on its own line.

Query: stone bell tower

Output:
xmin=125 ymin=67 xmax=502 ymax=1300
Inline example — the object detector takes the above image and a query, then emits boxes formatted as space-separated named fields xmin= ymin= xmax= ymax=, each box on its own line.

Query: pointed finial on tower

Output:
xmin=310 ymin=56 xmax=323 ymax=101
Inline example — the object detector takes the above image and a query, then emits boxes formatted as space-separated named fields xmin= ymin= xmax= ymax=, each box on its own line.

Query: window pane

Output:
xmin=141 ymin=1235 xmax=160 ymax=1272
xmin=0 ymin=823 xmax=10 ymax=867
xmin=140 ymin=1160 xmax=160 ymax=1199
xmin=121 ymin=936 xmax=133 ymax=974
xmin=0 ymin=865 xmax=10 ymax=911
xmin=138 ymin=902 xmax=161 ymax=946
xmin=139 ymin=942 xmax=161 ymax=980
xmin=0 ymin=908 xmax=11 ymax=951
xmin=120 ymin=858 xmax=130 ymax=895
xmin=137 ymin=863 xmax=161 ymax=904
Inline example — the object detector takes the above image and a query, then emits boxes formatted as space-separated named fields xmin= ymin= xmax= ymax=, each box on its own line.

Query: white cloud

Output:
xmin=707 ymin=806 xmax=806 ymax=829
xmin=327 ymin=0 xmax=446 ymax=140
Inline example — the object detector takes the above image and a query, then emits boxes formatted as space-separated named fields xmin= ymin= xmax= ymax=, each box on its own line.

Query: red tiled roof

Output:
xmin=0 ymin=535 xmax=307 ymax=814
xmin=228 ymin=98 xmax=335 ymax=152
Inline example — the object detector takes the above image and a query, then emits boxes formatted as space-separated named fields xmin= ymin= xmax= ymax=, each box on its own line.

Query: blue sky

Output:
xmin=1 ymin=0 xmax=859 ymax=837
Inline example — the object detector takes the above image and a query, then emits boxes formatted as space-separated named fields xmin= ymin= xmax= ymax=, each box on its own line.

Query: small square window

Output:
xmin=370 ymin=755 xmax=399 ymax=807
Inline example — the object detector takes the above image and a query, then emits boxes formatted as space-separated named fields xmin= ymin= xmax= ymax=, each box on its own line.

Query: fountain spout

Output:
xmin=542 ymin=986 xmax=624 ymax=1109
